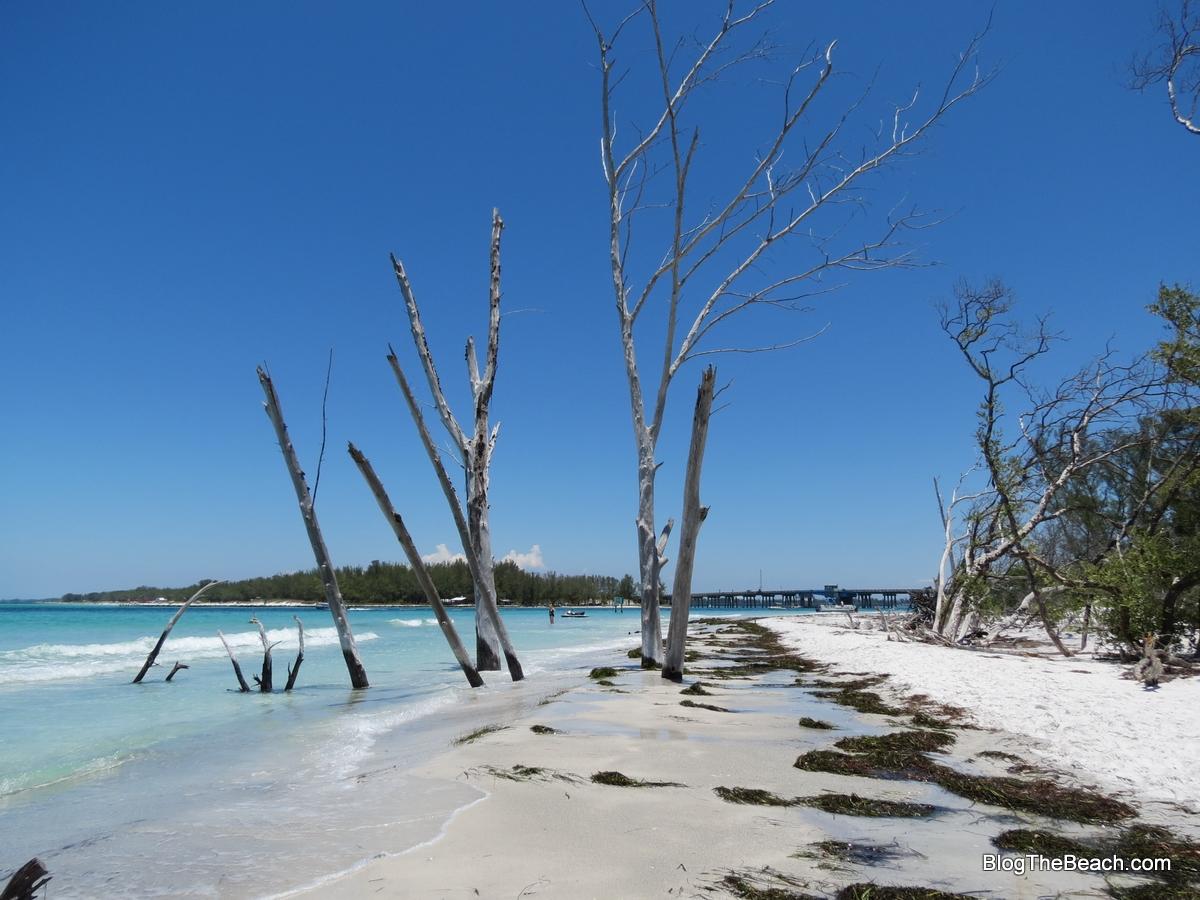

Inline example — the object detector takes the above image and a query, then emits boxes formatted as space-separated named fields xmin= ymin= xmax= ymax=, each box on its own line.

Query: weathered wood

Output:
xmin=662 ymin=367 xmax=715 ymax=682
xmin=387 ymin=351 xmax=524 ymax=682
xmin=390 ymin=210 xmax=509 ymax=671
xmin=132 ymin=580 xmax=221 ymax=683
xmin=249 ymin=616 xmax=274 ymax=693
xmin=0 ymin=858 xmax=50 ymax=900
xmin=258 ymin=367 xmax=369 ymax=689
xmin=218 ymin=630 xmax=251 ymax=693
xmin=348 ymin=442 xmax=485 ymax=688
xmin=165 ymin=661 xmax=189 ymax=682
xmin=284 ymin=615 xmax=305 ymax=692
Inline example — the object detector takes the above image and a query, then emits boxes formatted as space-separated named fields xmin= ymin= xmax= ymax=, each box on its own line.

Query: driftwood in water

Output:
xmin=387 ymin=353 xmax=524 ymax=682
xmin=348 ymin=442 xmax=485 ymax=688
xmin=258 ymin=367 xmax=369 ymax=689
xmin=284 ymin=615 xmax=305 ymax=692
xmin=132 ymin=580 xmax=221 ymax=683
xmin=249 ymin=617 xmax=276 ymax=693
xmin=165 ymin=662 xmax=189 ymax=682
xmin=0 ymin=858 xmax=50 ymax=900
xmin=662 ymin=367 xmax=715 ymax=683
xmin=218 ymin=630 xmax=251 ymax=693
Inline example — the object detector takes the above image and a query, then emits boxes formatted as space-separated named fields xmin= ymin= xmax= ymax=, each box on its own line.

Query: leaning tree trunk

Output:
xmin=132 ymin=580 xmax=221 ymax=683
xmin=388 ymin=353 xmax=524 ymax=681
xmin=258 ymin=367 xmax=369 ymax=689
xmin=662 ymin=367 xmax=716 ymax=682
xmin=284 ymin=615 xmax=305 ymax=692
xmin=349 ymin=443 xmax=485 ymax=687
xmin=218 ymin=630 xmax=251 ymax=693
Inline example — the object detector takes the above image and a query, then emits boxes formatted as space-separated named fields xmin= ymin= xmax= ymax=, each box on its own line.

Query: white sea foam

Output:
xmin=388 ymin=618 xmax=439 ymax=627
xmin=0 ymin=627 xmax=379 ymax=685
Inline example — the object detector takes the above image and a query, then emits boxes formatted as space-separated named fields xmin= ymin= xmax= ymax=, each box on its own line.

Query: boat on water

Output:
xmin=561 ymin=610 xmax=587 ymax=618
xmin=815 ymin=602 xmax=857 ymax=613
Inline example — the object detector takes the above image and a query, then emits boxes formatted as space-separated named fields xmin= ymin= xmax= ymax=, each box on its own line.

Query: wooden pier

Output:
xmin=662 ymin=587 xmax=927 ymax=610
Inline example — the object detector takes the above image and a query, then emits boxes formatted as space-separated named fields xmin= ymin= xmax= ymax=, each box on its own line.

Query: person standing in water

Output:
xmin=548 ymin=601 xmax=555 ymax=623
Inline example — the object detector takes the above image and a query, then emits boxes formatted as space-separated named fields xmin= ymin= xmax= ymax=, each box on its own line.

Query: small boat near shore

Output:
xmin=815 ymin=602 xmax=857 ymax=613
xmin=561 ymin=610 xmax=587 ymax=618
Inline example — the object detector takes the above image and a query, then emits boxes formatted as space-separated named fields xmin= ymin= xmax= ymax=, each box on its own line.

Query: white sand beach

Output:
xmin=298 ymin=616 xmax=1199 ymax=899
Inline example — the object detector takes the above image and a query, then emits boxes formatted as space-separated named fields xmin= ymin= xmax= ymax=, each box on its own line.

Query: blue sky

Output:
xmin=1 ymin=1 xmax=1195 ymax=599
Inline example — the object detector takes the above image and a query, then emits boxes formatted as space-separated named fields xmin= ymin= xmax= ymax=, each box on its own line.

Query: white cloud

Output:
xmin=422 ymin=543 xmax=466 ymax=565
xmin=502 ymin=544 xmax=545 ymax=570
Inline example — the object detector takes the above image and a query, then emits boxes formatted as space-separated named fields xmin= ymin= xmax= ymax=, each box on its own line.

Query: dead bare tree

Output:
xmin=258 ymin=367 xmax=369 ymax=689
xmin=1132 ymin=0 xmax=1200 ymax=136
xmin=165 ymin=662 xmax=188 ymax=682
xmin=348 ymin=442 xmax=486 ymax=687
xmin=218 ymin=630 xmax=251 ymax=693
xmin=662 ymin=366 xmax=716 ymax=682
xmin=284 ymin=615 xmax=305 ymax=692
xmin=585 ymin=1 xmax=991 ymax=664
xmin=389 ymin=210 xmax=510 ymax=672
xmin=249 ymin=617 xmax=276 ymax=693
xmin=132 ymin=579 xmax=221 ymax=683
xmin=386 ymin=351 xmax=524 ymax=681
xmin=933 ymin=280 xmax=1160 ymax=654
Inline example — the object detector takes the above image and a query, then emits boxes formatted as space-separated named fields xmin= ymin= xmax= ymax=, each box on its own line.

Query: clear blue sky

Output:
xmin=1 ymin=2 xmax=1195 ymax=599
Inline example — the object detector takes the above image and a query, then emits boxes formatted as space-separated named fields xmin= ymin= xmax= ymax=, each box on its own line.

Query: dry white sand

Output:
xmin=293 ymin=618 xmax=1195 ymax=899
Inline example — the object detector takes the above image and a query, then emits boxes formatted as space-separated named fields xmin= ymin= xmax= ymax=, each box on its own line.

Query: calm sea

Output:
xmin=0 ymin=602 xmax=806 ymax=897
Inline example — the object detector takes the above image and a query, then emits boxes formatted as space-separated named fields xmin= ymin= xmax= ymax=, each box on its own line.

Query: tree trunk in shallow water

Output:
xmin=467 ymin=462 xmax=502 ymax=671
xmin=0 ymin=858 xmax=50 ymax=900
xmin=258 ymin=367 xmax=369 ymax=689
xmin=218 ymin=630 xmax=250 ymax=693
xmin=284 ymin=616 xmax=305 ymax=692
xmin=662 ymin=367 xmax=715 ymax=682
xmin=132 ymin=580 xmax=221 ymax=683
xmin=165 ymin=662 xmax=188 ymax=682
xmin=348 ymin=443 xmax=485 ymax=688
xmin=249 ymin=617 xmax=274 ymax=693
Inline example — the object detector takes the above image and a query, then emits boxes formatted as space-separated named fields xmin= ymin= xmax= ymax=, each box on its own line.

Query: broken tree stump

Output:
xmin=218 ymin=630 xmax=251 ymax=693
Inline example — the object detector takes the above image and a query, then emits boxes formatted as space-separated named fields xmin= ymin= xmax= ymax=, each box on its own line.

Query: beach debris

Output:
xmin=258 ymin=367 xmax=369 ymax=689
xmin=662 ymin=367 xmax=716 ymax=683
xmin=131 ymin=579 xmax=221 ymax=684
xmin=529 ymin=724 xmax=560 ymax=735
xmin=589 ymin=667 xmax=620 ymax=680
xmin=590 ymin=771 xmax=685 ymax=788
xmin=249 ymin=616 xmax=278 ymax=693
xmin=797 ymin=793 xmax=938 ymax=819
xmin=720 ymin=868 xmax=823 ymax=899
xmin=679 ymin=699 xmax=733 ymax=713
xmin=0 ymin=858 xmax=51 ymax=900
xmin=810 ymin=689 xmax=905 ymax=716
xmin=347 ymin=443 xmax=485 ymax=688
xmin=386 ymin=210 xmax=523 ymax=680
xmin=165 ymin=661 xmax=189 ymax=682
xmin=713 ymin=786 xmax=799 ymax=807
xmin=797 ymin=717 xmax=836 ymax=730
xmin=453 ymin=724 xmax=508 ymax=746
xmin=283 ymin=615 xmax=305 ymax=691
xmin=217 ymin=629 xmax=251 ymax=693
xmin=801 ymin=839 xmax=914 ymax=866
xmin=836 ymin=884 xmax=972 ymax=899
xmin=680 ymin=681 xmax=712 ymax=696
xmin=473 ymin=764 xmax=580 ymax=784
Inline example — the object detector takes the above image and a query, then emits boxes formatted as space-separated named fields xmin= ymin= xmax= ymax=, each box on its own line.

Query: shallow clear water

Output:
xmin=0 ymin=602 xmax=810 ymax=897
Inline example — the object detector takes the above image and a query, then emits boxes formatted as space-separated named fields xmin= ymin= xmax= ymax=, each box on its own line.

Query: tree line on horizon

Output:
xmin=60 ymin=561 xmax=639 ymax=608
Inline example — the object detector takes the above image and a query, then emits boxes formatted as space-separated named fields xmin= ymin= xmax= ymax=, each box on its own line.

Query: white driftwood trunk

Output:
xmin=258 ymin=367 xmax=369 ymax=689
xmin=132 ymin=580 xmax=221 ymax=684
xmin=218 ymin=629 xmax=250 ymax=693
xmin=387 ymin=354 xmax=524 ymax=681
xmin=285 ymin=615 xmax=305 ymax=692
xmin=391 ymin=210 xmax=509 ymax=670
xmin=662 ymin=367 xmax=715 ymax=682
xmin=348 ymin=442 xmax=485 ymax=687
xmin=249 ymin=616 xmax=274 ymax=693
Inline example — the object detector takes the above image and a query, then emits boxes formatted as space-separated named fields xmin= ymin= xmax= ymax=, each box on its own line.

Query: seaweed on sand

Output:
xmin=530 ymin=724 xmax=560 ymax=735
xmin=992 ymin=829 xmax=1098 ymax=857
xmin=720 ymin=870 xmax=823 ymax=900
xmin=797 ymin=793 xmax=938 ymax=818
xmin=834 ymin=731 xmax=955 ymax=755
xmin=811 ymin=689 xmax=905 ymax=717
xmin=681 ymin=681 xmax=713 ymax=695
xmin=590 ymin=770 xmax=685 ymax=788
xmin=836 ymin=886 xmax=973 ymax=899
xmin=798 ymin=717 xmax=836 ymax=730
xmin=713 ymin=786 xmax=798 ymax=807
xmin=803 ymin=840 xmax=910 ymax=866
xmin=453 ymin=723 xmax=507 ymax=745
xmin=976 ymin=750 xmax=1022 ymax=762
xmin=589 ymin=667 xmax=619 ymax=679
xmin=475 ymin=764 xmax=580 ymax=783
xmin=680 ymin=699 xmax=733 ymax=712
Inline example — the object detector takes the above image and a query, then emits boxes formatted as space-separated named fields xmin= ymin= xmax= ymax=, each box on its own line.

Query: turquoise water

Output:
xmin=0 ymin=602 xmax=806 ymax=897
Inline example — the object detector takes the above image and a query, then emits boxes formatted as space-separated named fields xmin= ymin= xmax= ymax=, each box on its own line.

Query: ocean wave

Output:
xmin=388 ymin=618 xmax=439 ymax=627
xmin=0 ymin=751 xmax=133 ymax=798
xmin=0 ymin=627 xmax=379 ymax=685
